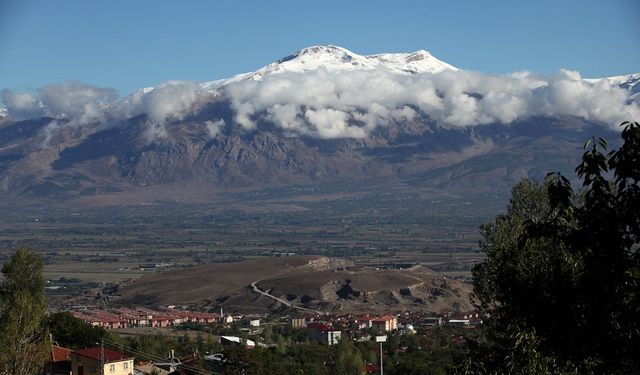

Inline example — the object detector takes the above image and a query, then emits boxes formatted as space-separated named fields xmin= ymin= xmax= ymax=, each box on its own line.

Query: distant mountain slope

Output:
xmin=0 ymin=45 xmax=637 ymax=206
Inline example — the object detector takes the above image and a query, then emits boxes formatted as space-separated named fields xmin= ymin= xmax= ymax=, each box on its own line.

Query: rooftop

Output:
xmin=51 ymin=345 xmax=72 ymax=362
xmin=73 ymin=348 xmax=133 ymax=362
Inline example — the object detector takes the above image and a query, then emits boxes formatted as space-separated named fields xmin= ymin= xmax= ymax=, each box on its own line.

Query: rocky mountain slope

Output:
xmin=0 ymin=46 xmax=637 ymax=206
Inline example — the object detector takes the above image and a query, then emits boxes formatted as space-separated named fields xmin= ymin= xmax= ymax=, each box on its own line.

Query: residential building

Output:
xmin=422 ymin=317 xmax=443 ymax=327
xmin=220 ymin=336 xmax=256 ymax=349
xmin=44 ymin=344 xmax=72 ymax=375
xmin=248 ymin=319 xmax=260 ymax=327
xmin=71 ymin=348 xmax=133 ymax=375
xmin=291 ymin=317 xmax=307 ymax=328
xmin=307 ymin=322 xmax=341 ymax=345
xmin=371 ymin=315 xmax=398 ymax=332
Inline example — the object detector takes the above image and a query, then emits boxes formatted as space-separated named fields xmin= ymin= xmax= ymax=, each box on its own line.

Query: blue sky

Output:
xmin=1 ymin=0 xmax=638 ymax=95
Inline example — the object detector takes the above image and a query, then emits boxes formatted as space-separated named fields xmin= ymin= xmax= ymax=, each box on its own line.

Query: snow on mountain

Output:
xmin=585 ymin=73 xmax=640 ymax=94
xmin=200 ymin=45 xmax=457 ymax=91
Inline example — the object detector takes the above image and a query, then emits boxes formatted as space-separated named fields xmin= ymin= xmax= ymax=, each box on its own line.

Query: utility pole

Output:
xmin=100 ymin=339 xmax=104 ymax=375
xmin=376 ymin=335 xmax=387 ymax=375
xmin=379 ymin=341 xmax=383 ymax=375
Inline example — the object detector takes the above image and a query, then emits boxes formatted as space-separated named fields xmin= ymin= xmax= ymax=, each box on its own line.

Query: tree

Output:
xmin=472 ymin=122 xmax=640 ymax=374
xmin=330 ymin=338 xmax=365 ymax=375
xmin=47 ymin=311 xmax=107 ymax=349
xmin=0 ymin=247 xmax=50 ymax=375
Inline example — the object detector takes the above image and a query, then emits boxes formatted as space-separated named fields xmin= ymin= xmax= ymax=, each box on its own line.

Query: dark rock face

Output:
xmin=0 ymin=103 xmax=619 ymax=202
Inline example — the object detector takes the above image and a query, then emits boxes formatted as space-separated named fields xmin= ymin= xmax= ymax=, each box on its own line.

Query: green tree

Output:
xmin=472 ymin=121 xmax=640 ymax=374
xmin=0 ymin=247 xmax=50 ymax=375
xmin=47 ymin=311 xmax=107 ymax=348
xmin=330 ymin=338 xmax=365 ymax=375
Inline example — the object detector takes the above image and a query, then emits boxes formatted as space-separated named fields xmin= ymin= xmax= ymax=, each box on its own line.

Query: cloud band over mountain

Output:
xmin=2 ymin=47 xmax=639 ymax=140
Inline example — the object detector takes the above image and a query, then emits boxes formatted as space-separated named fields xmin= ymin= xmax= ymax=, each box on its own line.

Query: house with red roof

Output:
xmin=43 ymin=344 xmax=72 ymax=375
xmin=71 ymin=347 xmax=133 ymax=375
xmin=371 ymin=315 xmax=398 ymax=332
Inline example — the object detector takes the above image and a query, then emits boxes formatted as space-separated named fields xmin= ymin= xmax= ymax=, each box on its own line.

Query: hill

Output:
xmin=116 ymin=256 xmax=473 ymax=314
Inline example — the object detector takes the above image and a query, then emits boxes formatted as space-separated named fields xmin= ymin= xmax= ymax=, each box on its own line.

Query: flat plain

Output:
xmin=0 ymin=185 xmax=501 ymax=311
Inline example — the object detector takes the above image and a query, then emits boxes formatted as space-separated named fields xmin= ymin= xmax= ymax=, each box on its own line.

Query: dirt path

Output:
xmin=250 ymin=281 xmax=322 ymax=314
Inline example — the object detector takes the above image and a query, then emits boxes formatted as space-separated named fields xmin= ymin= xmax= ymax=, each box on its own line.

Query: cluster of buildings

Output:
xmin=69 ymin=307 xmax=233 ymax=329
xmin=43 ymin=307 xmax=483 ymax=374
xmin=296 ymin=311 xmax=481 ymax=345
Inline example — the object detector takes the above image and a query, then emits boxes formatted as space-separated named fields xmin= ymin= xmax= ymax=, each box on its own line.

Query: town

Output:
xmin=45 ymin=305 xmax=483 ymax=374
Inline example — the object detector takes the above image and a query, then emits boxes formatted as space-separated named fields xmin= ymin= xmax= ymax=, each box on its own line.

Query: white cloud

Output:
xmin=2 ymin=67 xmax=638 ymax=142
xmin=1 ymin=89 xmax=44 ymax=119
xmin=205 ymin=119 xmax=226 ymax=138
xmin=37 ymin=81 xmax=117 ymax=124
xmin=223 ymin=67 xmax=640 ymax=137
xmin=138 ymin=81 xmax=201 ymax=123
xmin=305 ymin=108 xmax=366 ymax=139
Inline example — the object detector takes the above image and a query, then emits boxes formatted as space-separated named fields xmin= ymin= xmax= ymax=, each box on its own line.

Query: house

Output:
xmin=291 ymin=317 xmax=306 ymax=328
xmin=43 ymin=344 xmax=72 ymax=375
xmin=350 ymin=315 xmax=374 ymax=330
xmin=422 ymin=317 xmax=443 ymax=327
xmin=447 ymin=319 xmax=470 ymax=326
xmin=250 ymin=319 xmax=260 ymax=327
xmin=71 ymin=348 xmax=134 ymax=375
xmin=307 ymin=322 xmax=341 ymax=345
xmin=371 ymin=315 xmax=398 ymax=332
xmin=220 ymin=336 xmax=256 ymax=349
xmin=71 ymin=311 xmax=127 ymax=329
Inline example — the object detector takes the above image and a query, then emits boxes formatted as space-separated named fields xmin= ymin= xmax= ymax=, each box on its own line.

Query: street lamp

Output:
xmin=375 ymin=335 xmax=387 ymax=375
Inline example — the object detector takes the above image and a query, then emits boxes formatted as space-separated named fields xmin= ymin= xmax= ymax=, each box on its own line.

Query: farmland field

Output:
xmin=0 ymin=187 xmax=505 ymax=309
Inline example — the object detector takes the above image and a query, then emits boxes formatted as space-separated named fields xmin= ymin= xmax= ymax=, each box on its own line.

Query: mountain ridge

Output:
xmin=0 ymin=45 xmax=637 ymax=206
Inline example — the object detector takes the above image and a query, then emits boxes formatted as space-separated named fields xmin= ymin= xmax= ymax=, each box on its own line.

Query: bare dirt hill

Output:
xmin=116 ymin=257 xmax=473 ymax=314
xmin=116 ymin=256 xmax=352 ymax=307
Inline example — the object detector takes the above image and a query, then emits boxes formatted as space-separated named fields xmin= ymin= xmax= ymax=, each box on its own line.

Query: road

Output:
xmin=250 ymin=281 xmax=322 ymax=314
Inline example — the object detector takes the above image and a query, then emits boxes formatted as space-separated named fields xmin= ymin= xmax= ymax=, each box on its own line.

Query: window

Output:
xmin=124 ymin=362 xmax=129 ymax=369
xmin=109 ymin=364 xmax=115 ymax=372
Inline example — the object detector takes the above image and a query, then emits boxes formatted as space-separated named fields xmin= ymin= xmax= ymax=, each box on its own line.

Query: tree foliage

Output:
xmin=472 ymin=121 xmax=640 ymax=374
xmin=47 ymin=311 xmax=108 ymax=349
xmin=0 ymin=247 xmax=50 ymax=375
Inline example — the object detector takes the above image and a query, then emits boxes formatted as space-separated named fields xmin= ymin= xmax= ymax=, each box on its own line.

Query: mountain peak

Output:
xmin=276 ymin=45 xmax=358 ymax=64
xmin=294 ymin=45 xmax=355 ymax=57
xmin=272 ymin=45 xmax=458 ymax=75
xmin=201 ymin=45 xmax=457 ymax=91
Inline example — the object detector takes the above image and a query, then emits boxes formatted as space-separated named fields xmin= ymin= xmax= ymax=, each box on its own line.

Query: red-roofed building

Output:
xmin=43 ymin=344 xmax=72 ymax=375
xmin=371 ymin=315 xmax=398 ymax=332
xmin=71 ymin=347 xmax=134 ymax=375
xmin=307 ymin=322 xmax=342 ymax=345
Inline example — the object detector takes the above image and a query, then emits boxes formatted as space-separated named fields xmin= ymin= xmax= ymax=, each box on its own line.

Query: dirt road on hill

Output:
xmin=250 ymin=281 xmax=322 ymax=314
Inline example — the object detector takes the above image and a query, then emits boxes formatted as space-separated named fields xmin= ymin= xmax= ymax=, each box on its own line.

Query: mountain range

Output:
xmin=0 ymin=45 xmax=638 ymax=207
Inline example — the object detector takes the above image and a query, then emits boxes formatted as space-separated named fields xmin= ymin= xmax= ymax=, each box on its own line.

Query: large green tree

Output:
xmin=46 ymin=311 xmax=107 ymax=349
xmin=0 ymin=247 xmax=50 ymax=375
xmin=471 ymin=121 xmax=640 ymax=374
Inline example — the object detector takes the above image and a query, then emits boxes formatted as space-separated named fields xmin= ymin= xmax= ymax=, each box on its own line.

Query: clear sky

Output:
xmin=1 ymin=0 xmax=638 ymax=95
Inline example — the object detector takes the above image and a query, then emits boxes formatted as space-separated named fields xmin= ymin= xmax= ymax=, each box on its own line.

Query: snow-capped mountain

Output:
xmin=585 ymin=73 xmax=640 ymax=100
xmin=0 ymin=45 xmax=638 ymax=204
xmin=200 ymin=45 xmax=457 ymax=91
xmin=607 ymin=73 xmax=640 ymax=90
